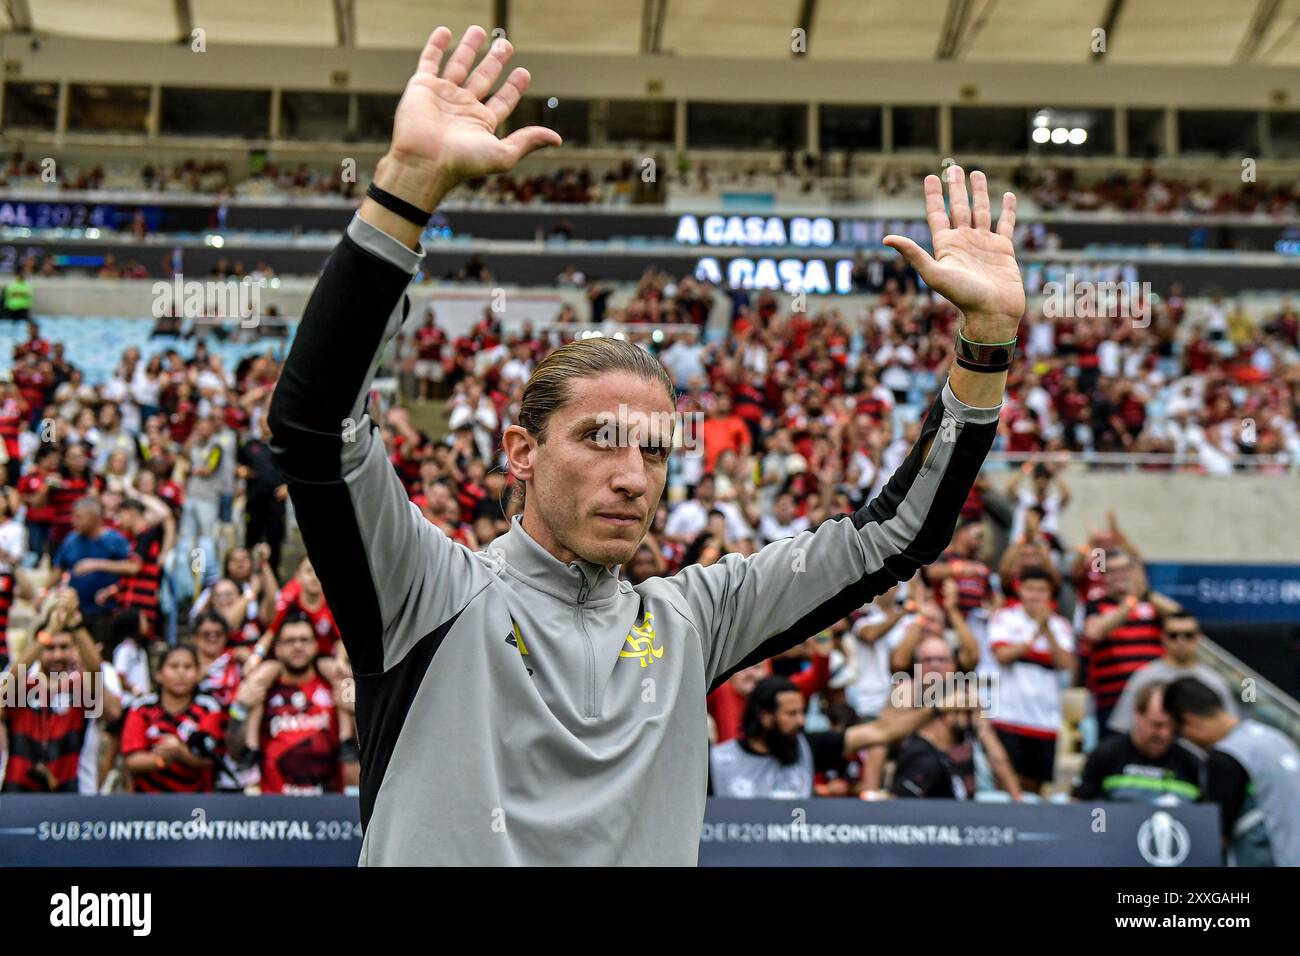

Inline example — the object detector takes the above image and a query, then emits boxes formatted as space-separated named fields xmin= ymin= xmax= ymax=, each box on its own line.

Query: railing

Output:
xmin=1199 ymin=638 xmax=1300 ymax=746
xmin=986 ymin=451 xmax=1297 ymax=473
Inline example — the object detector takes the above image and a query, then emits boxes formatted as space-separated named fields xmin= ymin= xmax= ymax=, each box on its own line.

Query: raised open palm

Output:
xmin=390 ymin=26 xmax=561 ymax=189
xmin=884 ymin=168 xmax=1025 ymax=340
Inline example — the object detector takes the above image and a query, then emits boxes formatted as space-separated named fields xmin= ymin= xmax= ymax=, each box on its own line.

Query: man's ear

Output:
xmin=501 ymin=425 xmax=536 ymax=482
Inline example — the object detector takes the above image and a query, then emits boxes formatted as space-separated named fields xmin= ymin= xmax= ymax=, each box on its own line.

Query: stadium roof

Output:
xmin=2 ymin=0 xmax=1299 ymax=67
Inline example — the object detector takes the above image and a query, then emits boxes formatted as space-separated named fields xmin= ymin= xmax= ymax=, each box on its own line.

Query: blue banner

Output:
xmin=0 ymin=795 xmax=1219 ymax=867
xmin=1146 ymin=563 xmax=1300 ymax=624
xmin=699 ymin=798 xmax=1219 ymax=866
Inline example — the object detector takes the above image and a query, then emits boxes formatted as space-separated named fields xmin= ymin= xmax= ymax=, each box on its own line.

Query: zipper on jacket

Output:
xmin=575 ymin=575 xmax=596 ymax=719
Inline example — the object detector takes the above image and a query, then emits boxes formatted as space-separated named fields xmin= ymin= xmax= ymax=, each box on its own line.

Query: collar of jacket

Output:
xmin=491 ymin=515 xmax=623 ymax=605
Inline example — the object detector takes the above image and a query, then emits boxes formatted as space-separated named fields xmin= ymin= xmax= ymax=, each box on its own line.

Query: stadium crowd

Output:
xmin=7 ymin=152 xmax=1300 ymax=217
xmin=0 ymin=268 xmax=1295 ymax=864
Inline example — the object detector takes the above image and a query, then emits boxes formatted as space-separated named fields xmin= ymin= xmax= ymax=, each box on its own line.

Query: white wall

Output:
xmin=1015 ymin=468 xmax=1300 ymax=562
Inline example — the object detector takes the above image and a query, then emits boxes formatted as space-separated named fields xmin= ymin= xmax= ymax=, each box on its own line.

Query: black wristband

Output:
xmin=954 ymin=325 xmax=1016 ymax=373
xmin=365 ymin=182 xmax=433 ymax=226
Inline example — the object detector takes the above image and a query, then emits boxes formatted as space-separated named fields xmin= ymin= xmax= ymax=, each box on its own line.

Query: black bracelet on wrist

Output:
xmin=955 ymin=324 xmax=1017 ymax=373
xmin=365 ymin=182 xmax=433 ymax=226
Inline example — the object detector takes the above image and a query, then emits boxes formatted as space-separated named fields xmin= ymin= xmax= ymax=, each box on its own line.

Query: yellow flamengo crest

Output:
xmin=619 ymin=609 xmax=663 ymax=667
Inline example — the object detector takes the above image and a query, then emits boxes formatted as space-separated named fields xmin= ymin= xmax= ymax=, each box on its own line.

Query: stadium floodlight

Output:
xmin=1032 ymin=127 xmax=1051 ymax=144
xmin=1050 ymin=127 xmax=1069 ymax=144
xmin=1068 ymin=127 xmax=1088 ymax=145
xmin=546 ymin=96 xmax=559 ymax=108
xmin=1033 ymin=110 xmax=1051 ymax=127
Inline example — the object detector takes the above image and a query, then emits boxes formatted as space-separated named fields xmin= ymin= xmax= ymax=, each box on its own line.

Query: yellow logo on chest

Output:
xmin=619 ymin=610 xmax=663 ymax=667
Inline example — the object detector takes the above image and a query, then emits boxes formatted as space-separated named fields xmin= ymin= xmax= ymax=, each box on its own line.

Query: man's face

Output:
xmin=1174 ymin=713 xmax=1215 ymax=750
xmin=774 ymin=494 xmax=796 ymax=524
xmin=916 ymin=636 xmax=955 ymax=681
xmin=40 ymin=632 xmax=78 ymax=673
xmin=115 ymin=505 xmax=140 ymax=533
xmin=296 ymin=561 xmax=322 ymax=599
xmin=427 ymin=483 xmax=451 ymax=512
xmin=694 ymin=476 xmax=716 ymax=507
xmin=1107 ymin=557 xmax=1135 ymax=596
xmin=274 ymin=624 xmax=317 ymax=673
xmin=512 ymin=371 xmax=674 ymax=567
xmin=1131 ymin=691 xmax=1175 ymax=759
xmin=764 ymin=691 xmax=806 ymax=738
xmin=1162 ymin=620 xmax=1200 ymax=665
xmin=958 ymin=524 xmax=983 ymax=554
xmin=72 ymin=504 xmax=98 ymax=537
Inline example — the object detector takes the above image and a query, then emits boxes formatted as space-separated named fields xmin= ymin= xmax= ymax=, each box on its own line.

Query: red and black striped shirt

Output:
xmin=1084 ymin=598 xmax=1164 ymax=710
xmin=928 ymin=548 xmax=992 ymax=613
xmin=0 ymin=573 xmax=13 ymax=660
xmin=1 ymin=673 xmax=91 ymax=792
xmin=120 ymin=693 xmax=225 ymax=793
xmin=50 ymin=471 xmax=102 ymax=540
xmin=117 ymin=525 xmax=165 ymax=636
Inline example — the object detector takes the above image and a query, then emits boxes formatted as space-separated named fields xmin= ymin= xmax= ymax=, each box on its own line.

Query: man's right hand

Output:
xmin=374 ymin=25 xmax=562 ymax=214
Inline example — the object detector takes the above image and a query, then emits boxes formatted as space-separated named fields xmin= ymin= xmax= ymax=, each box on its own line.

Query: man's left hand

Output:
xmin=883 ymin=167 xmax=1025 ymax=343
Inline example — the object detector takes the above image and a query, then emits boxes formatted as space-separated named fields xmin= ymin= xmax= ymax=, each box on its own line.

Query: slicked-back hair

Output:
xmin=511 ymin=337 xmax=675 ymax=507
xmin=516 ymin=337 xmax=674 ymax=445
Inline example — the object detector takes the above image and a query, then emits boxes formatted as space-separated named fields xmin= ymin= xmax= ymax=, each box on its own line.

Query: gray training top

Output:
xmin=267 ymin=214 xmax=1001 ymax=865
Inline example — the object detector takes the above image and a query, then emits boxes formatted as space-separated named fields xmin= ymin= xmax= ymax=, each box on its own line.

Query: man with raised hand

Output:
xmin=267 ymin=24 xmax=1025 ymax=865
